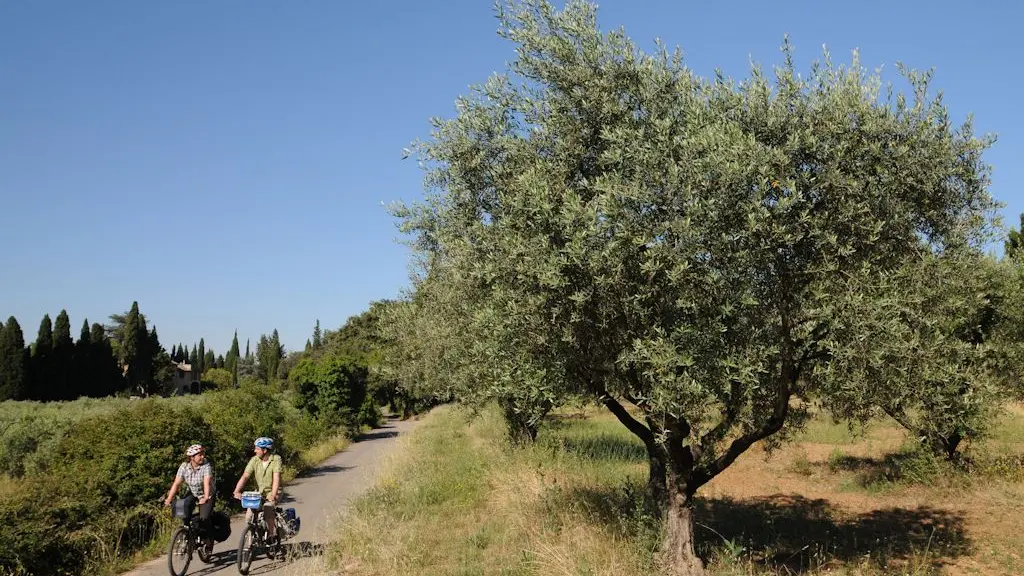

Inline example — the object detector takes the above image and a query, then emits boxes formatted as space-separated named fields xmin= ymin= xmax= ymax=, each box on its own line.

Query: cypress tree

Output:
xmin=53 ymin=310 xmax=73 ymax=400
xmin=189 ymin=344 xmax=198 ymax=368
xmin=245 ymin=339 xmax=250 ymax=359
xmin=74 ymin=319 xmax=91 ymax=398
xmin=305 ymin=339 xmax=312 ymax=351
xmin=121 ymin=302 xmax=153 ymax=395
xmin=91 ymin=323 xmax=122 ymax=396
xmin=204 ymin=349 xmax=215 ymax=374
xmin=198 ymin=338 xmax=206 ymax=375
xmin=0 ymin=317 xmax=27 ymax=400
xmin=227 ymin=330 xmax=240 ymax=387
xmin=312 ymin=319 xmax=322 ymax=349
xmin=31 ymin=314 xmax=53 ymax=400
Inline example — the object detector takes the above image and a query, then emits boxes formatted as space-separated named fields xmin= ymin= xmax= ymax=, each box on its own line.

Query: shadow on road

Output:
xmin=297 ymin=464 xmax=351 ymax=479
xmin=355 ymin=429 xmax=399 ymax=442
xmin=183 ymin=540 xmax=327 ymax=575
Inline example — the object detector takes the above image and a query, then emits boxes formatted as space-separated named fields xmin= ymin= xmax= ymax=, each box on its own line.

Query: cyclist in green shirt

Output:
xmin=232 ymin=436 xmax=282 ymax=544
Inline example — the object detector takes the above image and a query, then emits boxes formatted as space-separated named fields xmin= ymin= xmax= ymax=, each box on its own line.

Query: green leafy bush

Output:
xmin=282 ymin=412 xmax=332 ymax=452
xmin=52 ymin=399 xmax=211 ymax=509
xmin=201 ymin=384 xmax=294 ymax=496
xmin=201 ymin=367 xmax=233 ymax=390
xmin=0 ymin=475 xmax=106 ymax=575
xmin=0 ymin=414 xmax=70 ymax=477
xmin=290 ymin=353 xmax=368 ymax=430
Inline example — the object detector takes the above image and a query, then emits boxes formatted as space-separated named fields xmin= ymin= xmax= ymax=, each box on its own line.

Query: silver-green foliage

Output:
xmin=387 ymin=0 xmax=999 ymax=571
xmin=818 ymin=252 xmax=1012 ymax=459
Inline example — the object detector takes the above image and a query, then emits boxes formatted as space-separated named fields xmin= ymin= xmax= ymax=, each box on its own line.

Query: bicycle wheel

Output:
xmin=167 ymin=527 xmax=192 ymax=576
xmin=236 ymin=524 xmax=257 ymax=575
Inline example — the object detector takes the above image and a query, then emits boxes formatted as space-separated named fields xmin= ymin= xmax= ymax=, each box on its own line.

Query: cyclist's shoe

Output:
xmin=204 ymin=539 xmax=214 ymax=555
xmin=264 ymin=536 xmax=279 ymax=559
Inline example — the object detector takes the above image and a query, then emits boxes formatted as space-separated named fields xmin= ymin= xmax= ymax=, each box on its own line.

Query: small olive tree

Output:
xmin=818 ymin=252 xmax=1011 ymax=460
xmin=388 ymin=1 xmax=999 ymax=573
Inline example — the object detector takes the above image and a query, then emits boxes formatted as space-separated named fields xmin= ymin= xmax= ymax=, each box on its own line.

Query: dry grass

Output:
xmin=291 ymin=432 xmax=352 ymax=479
xmin=329 ymin=405 xmax=659 ymax=575
xmin=325 ymin=404 xmax=1024 ymax=575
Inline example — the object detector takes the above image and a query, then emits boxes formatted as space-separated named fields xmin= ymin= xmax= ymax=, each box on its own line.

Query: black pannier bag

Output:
xmin=210 ymin=510 xmax=232 ymax=543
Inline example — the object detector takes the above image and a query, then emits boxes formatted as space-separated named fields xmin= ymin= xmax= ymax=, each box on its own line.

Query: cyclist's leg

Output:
xmin=262 ymin=500 xmax=278 ymax=543
xmin=182 ymin=493 xmax=198 ymax=523
xmin=199 ymin=495 xmax=215 ymax=547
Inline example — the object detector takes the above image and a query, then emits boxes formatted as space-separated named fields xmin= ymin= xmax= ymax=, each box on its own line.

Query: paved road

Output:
xmin=123 ymin=416 xmax=418 ymax=576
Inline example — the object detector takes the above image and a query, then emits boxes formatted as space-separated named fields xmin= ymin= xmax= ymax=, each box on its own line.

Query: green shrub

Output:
xmin=201 ymin=367 xmax=233 ymax=390
xmin=0 ymin=476 xmax=103 ymax=575
xmin=201 ymin=385 xmax=294 ymax=497
xmin=283 ymin=412 xmax=332 ymax=452
xmin=0 ymin=414 xmax=70 ymax=477
xmin=52 ymin=399 xmax=211 ymax=509
xmin=357 ymin=391 xmax=382 ymax=429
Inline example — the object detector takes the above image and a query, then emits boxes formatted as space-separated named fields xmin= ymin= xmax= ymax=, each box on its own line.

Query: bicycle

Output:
xmin=236 ymin=491 xmax=286 ymax=575
xmin=167 ymin=498 xmax=213 ymax=576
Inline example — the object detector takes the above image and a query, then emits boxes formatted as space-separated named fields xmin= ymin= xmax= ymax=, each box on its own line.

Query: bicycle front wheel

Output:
xmin=167 ymin=527 xmax=192 ymax=576
xmin=236 ymin=524 xmax=256 ymax=575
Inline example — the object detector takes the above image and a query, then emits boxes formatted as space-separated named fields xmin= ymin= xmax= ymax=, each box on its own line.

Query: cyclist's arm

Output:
xmin=270 ymin=471 xmax=281 ymax=503
xmin=201 ymin=474 xmax=212 ymax=503
xmin=164 ymin=475 xmax=183 ymax=506
xmin=232 ymin=472 xmax=250 ymax=499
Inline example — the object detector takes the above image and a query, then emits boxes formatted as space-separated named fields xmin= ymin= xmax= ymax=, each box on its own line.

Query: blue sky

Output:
xmin=1 ymin=1 xmax=1021 ymax=355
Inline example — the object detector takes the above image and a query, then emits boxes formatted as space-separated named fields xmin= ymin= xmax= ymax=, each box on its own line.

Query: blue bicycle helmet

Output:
xmin=254 ymin=437 xmax=274 ymax=449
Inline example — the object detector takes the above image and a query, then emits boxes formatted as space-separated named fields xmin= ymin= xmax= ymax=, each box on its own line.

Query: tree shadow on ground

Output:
xmin=298 ymin=464 xmax=351 ymax=479
xmin=355 ymin=429 xmax=399 ymax=442
xmin=565 ymin=485 xmax=969 ymax=574
xmin=823 ymin=449 xmax=948 ymax=488
xmin=697 ymin=494 xmax=969 ymax=573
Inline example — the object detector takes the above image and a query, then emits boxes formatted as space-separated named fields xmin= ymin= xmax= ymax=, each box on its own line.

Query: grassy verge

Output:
xmin=328 ymin=404 xmax=1024 ymax=576
xmin=331 ymin=404 xmax=660 ymax=575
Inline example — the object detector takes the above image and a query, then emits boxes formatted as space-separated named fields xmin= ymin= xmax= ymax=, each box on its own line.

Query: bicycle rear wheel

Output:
xmin=236 ymin=524 xmax=256 ymax=575
xmin=167 ymin=527 xmax=192 ymax=576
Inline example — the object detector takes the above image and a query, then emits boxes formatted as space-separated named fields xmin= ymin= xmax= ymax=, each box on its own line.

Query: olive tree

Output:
xmin=388 ymin=1 xmax=998 ymax=572
xmin=380 ymin=262 xmax=561 ymax=443
xmin=818 ymin=252 xmax=1010 ymax=460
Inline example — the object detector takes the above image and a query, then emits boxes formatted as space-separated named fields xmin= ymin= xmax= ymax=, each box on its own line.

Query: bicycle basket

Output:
xmin=171 ymin=498 xmax=191 ymax=519
xmin=240 ymin=491 xmax=263 ymax=510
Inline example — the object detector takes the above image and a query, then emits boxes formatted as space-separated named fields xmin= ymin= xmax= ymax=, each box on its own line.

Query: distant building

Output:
xmin=172 ymin=362 xmax=201 ymax=395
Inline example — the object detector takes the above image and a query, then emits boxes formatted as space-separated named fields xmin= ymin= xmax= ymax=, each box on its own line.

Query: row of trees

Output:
xmin=0 ymin=301 xmax=285 ymax=402
xmin=0 ymin=312 xmax=122 ymax=401
xmin=377 ymin=2 xmax=1022 ymax=574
